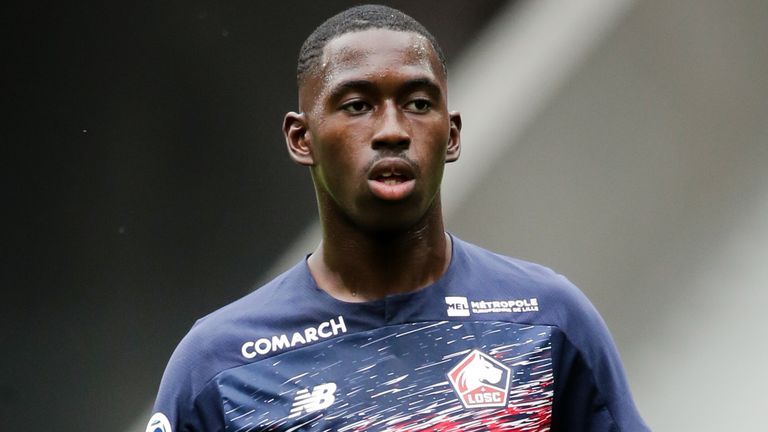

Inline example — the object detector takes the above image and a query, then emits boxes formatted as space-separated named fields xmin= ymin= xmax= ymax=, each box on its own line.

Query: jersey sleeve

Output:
xmin=549 ymin=277 xmax=650 ymax=431
xmin=146 ymin=323 xmax=226 ymax=432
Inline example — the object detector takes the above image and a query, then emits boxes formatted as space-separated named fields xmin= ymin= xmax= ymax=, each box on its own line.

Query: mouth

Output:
xmin=374 ymin=170 xmax=412 ymax=185
xmin=367 ymin=158 xmax=416 ymax=201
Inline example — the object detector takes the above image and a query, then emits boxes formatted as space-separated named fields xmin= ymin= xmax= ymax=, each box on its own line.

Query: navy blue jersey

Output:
xmin=148 ymin=236 xmax=648 ymax=431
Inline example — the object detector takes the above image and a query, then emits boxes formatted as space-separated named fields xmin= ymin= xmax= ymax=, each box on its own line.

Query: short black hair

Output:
xmin=297 ymin=4 xmax=447 ymax=86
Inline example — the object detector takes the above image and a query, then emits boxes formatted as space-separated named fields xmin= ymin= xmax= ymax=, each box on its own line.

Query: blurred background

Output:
xmin=4 ymin=0 xmax=766 ymax=430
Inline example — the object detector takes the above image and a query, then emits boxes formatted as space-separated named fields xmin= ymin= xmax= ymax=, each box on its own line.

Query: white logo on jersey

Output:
xmin=145 ymin=412 xmax=172 ymax=432
xmin=445 ymin=296 xmax=470 ymax=316
xmin=288 ymin=383 xmax=337 ymax=418
xmin=470 ymin=298 xmax=539 ymax=314
xmin=241 ymin=316 xmax=347 ymax=359
xmin=446 ymin=296 xmax=540 ymax=316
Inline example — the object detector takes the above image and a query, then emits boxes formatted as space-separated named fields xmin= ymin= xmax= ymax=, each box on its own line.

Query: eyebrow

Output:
xmin=327 ymin=77 xmax=443 ymax=102
xmin=400 ymin=77 xmax=442 ymax=98
xmin=327 ymin=79 xmax=378 ymax=102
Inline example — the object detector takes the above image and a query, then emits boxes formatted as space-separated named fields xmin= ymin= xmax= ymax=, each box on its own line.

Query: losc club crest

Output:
xmin=447 ymin=350 xmax=511 ymax=408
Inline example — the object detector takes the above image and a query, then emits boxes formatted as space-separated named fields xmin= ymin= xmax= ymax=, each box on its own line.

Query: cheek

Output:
xmin=314 ymin=129 xmax=369 ymax=185
xmin=322 ymin=122 xmax=371 ymax=160
xmin=414 ymin=121 xmax=451 ymax=158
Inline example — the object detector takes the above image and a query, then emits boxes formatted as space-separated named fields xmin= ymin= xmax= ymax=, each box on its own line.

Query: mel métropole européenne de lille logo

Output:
xmin=447 ymin=350 xmax=512 ymax=408
xmin=445 ymin=296 xmax=540 ymax=316
xmin=445 ymin=296 xmax=470 ymax=317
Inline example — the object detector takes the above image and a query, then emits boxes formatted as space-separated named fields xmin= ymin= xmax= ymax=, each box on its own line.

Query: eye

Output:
xmin=405 ymin=98 xmax=432 ymax=113
xmin=341 ymin=100 xmax=372 ymax=114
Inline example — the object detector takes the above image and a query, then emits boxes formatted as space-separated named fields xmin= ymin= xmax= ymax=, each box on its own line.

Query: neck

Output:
xmin=308 ymin=201 xmax=452 ymax=302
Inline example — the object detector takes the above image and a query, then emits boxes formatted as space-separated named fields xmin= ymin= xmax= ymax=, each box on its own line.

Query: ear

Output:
xmin=283 ymin=111 xmax=314 ymax=166
xmin=445 ymin=111 xmax=462 ymax=163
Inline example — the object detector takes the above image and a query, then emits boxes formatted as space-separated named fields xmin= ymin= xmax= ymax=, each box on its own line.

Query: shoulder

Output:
xmin=452 ymin=238 xmax=648 ymax=429
xmin=452 ymin=237 xmax=590 ymax=310
xmin=151 ymin=261 xmax=312 ymax=423
xmin=170 ymin=261 xmax=310 ymax=384
xmin=450 ymin=236 xmax=608 ymax=346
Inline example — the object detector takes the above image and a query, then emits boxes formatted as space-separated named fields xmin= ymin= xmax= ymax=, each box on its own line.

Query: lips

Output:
xmin=377 ymin=170 xmax=410 ymax=185
xmin=367 ymin=158 xmax=416 ymax=201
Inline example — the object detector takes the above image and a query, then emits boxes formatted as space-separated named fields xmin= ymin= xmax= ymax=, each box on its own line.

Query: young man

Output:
xmin=148 ymin=5 xmax=648 ymax=431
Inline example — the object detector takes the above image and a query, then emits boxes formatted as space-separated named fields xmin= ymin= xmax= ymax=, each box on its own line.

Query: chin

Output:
xmin=356 ymin=207 xmax=431 ymax=235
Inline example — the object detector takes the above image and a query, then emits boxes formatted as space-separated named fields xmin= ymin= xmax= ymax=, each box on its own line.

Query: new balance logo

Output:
xmin=288 ymin=383 xmax=337 ymax=418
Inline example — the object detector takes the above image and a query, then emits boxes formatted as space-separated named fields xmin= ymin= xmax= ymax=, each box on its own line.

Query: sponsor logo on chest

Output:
xmin=241 ymin=316 xmax=347 ymax=359
xmin=446 ymin=296 xmax=539 ymax=316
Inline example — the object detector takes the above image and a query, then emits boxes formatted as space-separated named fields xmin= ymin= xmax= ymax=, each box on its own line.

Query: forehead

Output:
xmin=322 ymin=28 xmax=437 ymax=71
xmin=317 ymin=28 xmax=443 ymax=86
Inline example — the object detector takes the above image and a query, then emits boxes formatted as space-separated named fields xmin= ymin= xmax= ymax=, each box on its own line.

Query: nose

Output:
xmin=371 ymin=102 xmax=410 ymax=150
